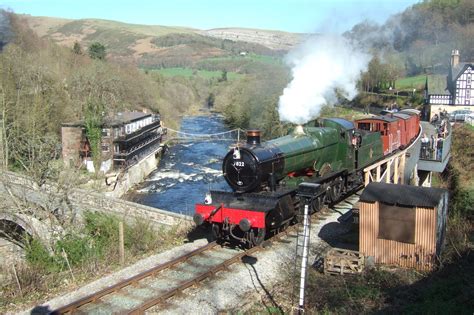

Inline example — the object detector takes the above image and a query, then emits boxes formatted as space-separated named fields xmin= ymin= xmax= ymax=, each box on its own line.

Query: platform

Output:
xmin=418 ymin=121 xmax=451 ymax=173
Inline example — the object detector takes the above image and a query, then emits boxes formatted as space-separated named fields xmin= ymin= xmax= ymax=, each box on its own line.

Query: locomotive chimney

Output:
xmin=246 ymin=130 xmax=261 ymax=145
xmin=295 ymin=125 xmax=305 ymax=135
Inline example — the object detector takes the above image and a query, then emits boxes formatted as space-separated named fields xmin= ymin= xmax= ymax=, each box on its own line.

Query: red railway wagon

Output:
xmin=355 ymin=116 xmax=401 ymax=155
xmin=392 ymin=113 xmax=412 ymax=147
xmin=399 ymin=109 xmax=421 ymax=141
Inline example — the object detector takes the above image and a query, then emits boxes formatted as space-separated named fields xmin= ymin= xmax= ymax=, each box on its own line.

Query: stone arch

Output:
xmin=0 ymin=213 xmax=53 ymax=250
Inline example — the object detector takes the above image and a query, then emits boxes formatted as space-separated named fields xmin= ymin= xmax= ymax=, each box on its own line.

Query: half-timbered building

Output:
xmin=425 ymin=50 xmax=474 ymax=119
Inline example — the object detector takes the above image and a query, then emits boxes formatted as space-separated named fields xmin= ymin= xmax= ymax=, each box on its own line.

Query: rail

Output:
xmin=50 ymin=204 xmax=341 ymax=314
xmin=52 ymin=241 xmax=219 ymax=314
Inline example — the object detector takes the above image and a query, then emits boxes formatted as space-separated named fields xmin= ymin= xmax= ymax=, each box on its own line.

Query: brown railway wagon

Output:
xmin=355 ymin=116 xmax=401 ymax=155
xmin=359 ymin=183 xmax=448 ymax=271
xmin=399 ymin=109 xmax=421 ymax=141
xmin=392 ymin=113 xmax=411 ymax=147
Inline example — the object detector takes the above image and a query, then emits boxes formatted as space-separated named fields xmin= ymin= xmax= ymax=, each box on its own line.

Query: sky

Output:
xmin=1 ymin=0 xmax=421 ymax=33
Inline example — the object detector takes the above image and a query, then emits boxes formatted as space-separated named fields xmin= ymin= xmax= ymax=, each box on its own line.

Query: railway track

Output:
xmin=51 ymin=193 xmax=360 ymax=314
xmin=52 ymin=241 xmax=258 ymax=314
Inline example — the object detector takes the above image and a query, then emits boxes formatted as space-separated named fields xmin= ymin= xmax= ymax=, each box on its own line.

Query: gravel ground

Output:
xmin=21 ymin=195 xmax=358 ymax=314
xmin=150 ymin=204 xmax=355 ymax=314
xmin=20 ymin=239 xmax=209 ymax=315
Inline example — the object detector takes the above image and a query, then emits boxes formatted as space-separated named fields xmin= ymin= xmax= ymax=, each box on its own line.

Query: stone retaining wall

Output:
xmin=0 ymin=171 xmax=190 ymax=229
xmin=104 ymin=146 xmax=164 ymax=198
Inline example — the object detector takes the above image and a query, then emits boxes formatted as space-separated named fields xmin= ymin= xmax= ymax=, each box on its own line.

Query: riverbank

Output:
xmin=123 ymin=114 xmax=233 ymax=215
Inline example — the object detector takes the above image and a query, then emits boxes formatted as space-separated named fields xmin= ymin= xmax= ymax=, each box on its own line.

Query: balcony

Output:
xmin=113 ymin=134 xmax=162 ymax=168
xmin=114 ymin=120 xmax=162 ymax=144
xmin=418 ymin=121 xmax=451 ymax=173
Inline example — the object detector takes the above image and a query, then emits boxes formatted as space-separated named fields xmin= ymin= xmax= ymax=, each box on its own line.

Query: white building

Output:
xmin=426 ymin=50 xmax=473 ymax=119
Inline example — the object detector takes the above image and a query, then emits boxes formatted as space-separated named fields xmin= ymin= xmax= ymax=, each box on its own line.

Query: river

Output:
xmin=125 ymin=115 xmax=234 ymax=216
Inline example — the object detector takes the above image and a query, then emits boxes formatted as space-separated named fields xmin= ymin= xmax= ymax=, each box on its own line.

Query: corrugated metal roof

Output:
xmin=360 ymin=183 xmax=448 ymax=208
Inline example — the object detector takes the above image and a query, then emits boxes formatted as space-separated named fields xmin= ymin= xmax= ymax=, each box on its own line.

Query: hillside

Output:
xmin=22 ymin=15 xmax=304 ymax=68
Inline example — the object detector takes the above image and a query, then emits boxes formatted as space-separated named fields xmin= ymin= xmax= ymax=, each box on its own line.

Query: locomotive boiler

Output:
xmin=195 ymin=118 xmax=385 ymax=246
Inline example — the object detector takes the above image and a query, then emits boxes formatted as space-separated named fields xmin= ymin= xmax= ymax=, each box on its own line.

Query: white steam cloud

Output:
xmin=278 ymin=35 xmax=371 ymax=124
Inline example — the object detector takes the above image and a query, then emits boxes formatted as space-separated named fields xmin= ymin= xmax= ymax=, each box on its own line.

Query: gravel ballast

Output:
xmin=23 ymin=195 xmax=357 ymax=314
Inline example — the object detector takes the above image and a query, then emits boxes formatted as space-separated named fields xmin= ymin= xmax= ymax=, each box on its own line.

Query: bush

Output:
xmin=24 ymin=238 xmax=57 ymax=272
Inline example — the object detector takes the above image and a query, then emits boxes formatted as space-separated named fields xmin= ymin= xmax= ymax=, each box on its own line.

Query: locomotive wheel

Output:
xmin=330 ymin=178 xmax=343 ymax=202
xmin=251 ymin=228 xmax=266 ymax=246
xmin=211 ymin=224 xmax=222 ymax=240
xmin=311 ymin=197 xmax=322 ymax=213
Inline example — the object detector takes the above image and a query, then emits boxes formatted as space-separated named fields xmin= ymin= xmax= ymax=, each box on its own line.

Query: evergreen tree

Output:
xmin=88 ymin=42 xmax=106 ymax=60
xmin=72 ymin=41 xmax=82 ymax=55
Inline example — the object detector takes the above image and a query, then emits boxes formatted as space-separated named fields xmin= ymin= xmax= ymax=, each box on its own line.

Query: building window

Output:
xmin=102 ymin=128 xmax=110 ymax=137
xmin=126 ymin=125 xmax=131 ymax=134
xmin=114 ymin=144 xmax=120 ymax=153
xmin=378 ymin=203 xmax=415 ymax=244
xmin=101 ymin=145 xmax=109 ymax=152
xmin=114 ymin=128 xmax=119 ymax=139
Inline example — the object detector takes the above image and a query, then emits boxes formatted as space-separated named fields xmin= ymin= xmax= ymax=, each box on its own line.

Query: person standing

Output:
xmin=421 ymin=133 xmax=429 ymax=159
xmin=437 ymin=137 xmax=444 ymax=160
xmin=430 ymin=135 xmax=437 ymax=159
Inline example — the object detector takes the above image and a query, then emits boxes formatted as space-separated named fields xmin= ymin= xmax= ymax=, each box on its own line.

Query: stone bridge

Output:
xmin=0 ymin=171 xmax=191 ymax=248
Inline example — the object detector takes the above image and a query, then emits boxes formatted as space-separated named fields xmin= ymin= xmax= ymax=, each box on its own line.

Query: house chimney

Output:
xmin=451 ymin=49 xmax=460 ymax=67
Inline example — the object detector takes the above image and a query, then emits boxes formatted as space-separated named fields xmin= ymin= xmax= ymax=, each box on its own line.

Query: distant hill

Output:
xmin=22 ymin=15 xmax=305 ymax=68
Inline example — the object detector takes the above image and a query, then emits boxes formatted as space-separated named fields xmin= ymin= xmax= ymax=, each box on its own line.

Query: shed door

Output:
xmin=378 ymin=203 xmax=415 ymax=244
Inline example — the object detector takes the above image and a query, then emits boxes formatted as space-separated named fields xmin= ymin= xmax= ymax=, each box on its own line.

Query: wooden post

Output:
xmin=12 ymin=263 xmax=23 ymax=297
xmin=119 ymin=221 xmax=125 ymax=265
xmin=400 ymin=154 xmax=406 ymax=184
xmin=385 ymin=159 xmax=391 ymax=183
xmin=364 ymin=170 xmax=370 ymax=187
xmin=62 ymin=248 xmax=76 ymax=283
xmin=394 ymin=156 xmax=399 ymax=184
xmin=376 ymin=165 xmax=381 ymax=182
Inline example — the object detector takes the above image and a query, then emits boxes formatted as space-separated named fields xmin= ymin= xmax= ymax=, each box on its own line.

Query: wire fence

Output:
xmin=164 ymin=128 xmax=245 ymax=143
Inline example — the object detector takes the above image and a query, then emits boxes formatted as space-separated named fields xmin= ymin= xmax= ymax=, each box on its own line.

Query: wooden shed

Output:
xmin=359 ymin=182 xmax=448 ymax=271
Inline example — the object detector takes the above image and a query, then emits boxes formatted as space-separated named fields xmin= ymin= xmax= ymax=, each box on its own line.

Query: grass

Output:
xmin=149 ymin=67 xmax=242 ymax=80
xmin=0 ymin=211 xmax=187 ymax=313
xmin=395 ymin=74 xmax=445 ymax=91
xmin=319 ymin=105 xmax=369 ymax=121
xmin=200 ymin=53 xmax=283 ymax=65
xmin=46 ymin=16 xmax=195 ymax=37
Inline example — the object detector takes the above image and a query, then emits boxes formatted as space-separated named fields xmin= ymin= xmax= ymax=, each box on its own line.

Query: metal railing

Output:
xmin=419 ymin=120 xmax=451 ymax=163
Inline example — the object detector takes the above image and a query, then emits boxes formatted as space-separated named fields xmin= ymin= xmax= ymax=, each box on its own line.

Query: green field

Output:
xmin=396 ymin=74 xmax=445 ymax=90
xmin=151 ymin=67 xmax=242 ymax=80
xmin=200 ymin=53 xmax=283 ymax=65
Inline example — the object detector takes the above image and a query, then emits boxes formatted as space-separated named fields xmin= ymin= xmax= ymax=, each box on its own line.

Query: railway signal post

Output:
xmin=293 ymin=182 xmax=320 ymax=314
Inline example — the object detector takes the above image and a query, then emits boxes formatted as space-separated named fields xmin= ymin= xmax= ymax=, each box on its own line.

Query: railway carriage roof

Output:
xmin=356 ymin=116 xmax=398 ymax=123
xmin=399 ymin=109 xmax=420 ymax=116
xmin=392 ymin=113 xmax=411 ymax=120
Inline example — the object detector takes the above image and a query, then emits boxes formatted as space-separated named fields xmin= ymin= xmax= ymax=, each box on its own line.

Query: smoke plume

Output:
xmin=278 ymin=35 xmax=370 ymax=124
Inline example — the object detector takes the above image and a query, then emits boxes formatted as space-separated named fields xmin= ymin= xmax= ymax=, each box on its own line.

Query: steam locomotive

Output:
xmin=194 ymin=112 xmax=420 ymax=246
